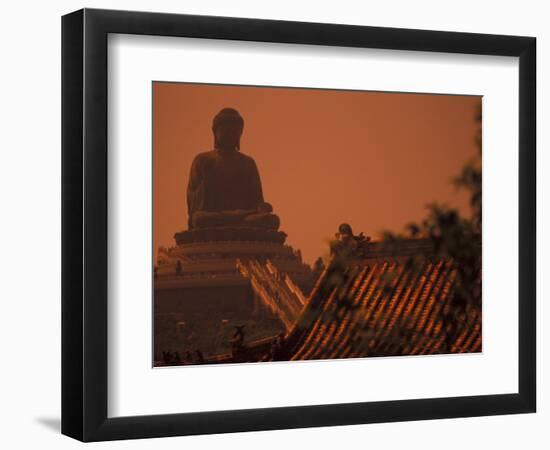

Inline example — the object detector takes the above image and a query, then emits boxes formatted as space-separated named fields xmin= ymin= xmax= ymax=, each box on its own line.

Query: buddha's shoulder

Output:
xmin=192 ymin=150 xmax=217 ymax=162
xmin=190 ymin=150 xmax=217 ymax=168
xmin=234 ymin=151 xmax=257 ymax=166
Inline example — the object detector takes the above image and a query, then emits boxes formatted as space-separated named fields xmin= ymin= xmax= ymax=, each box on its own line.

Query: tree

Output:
xmin=381 ymin=103 xmax=482 ymax=353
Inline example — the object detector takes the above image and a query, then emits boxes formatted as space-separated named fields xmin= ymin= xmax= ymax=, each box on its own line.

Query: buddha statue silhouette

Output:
xmin=186 ymin=108 xmax=280 ymax=232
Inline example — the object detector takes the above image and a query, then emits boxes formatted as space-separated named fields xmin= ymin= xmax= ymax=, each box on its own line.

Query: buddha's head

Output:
xmin=212 ymin=108 xmax=244 ymax=151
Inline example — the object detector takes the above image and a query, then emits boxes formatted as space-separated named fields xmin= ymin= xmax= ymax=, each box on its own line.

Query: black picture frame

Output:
xmin=61 ymin=8 xmax=536 ymax=442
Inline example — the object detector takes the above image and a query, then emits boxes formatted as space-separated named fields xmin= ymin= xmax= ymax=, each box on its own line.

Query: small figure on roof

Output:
xmin=230 ymin=325 xmax=247 ymax=361
xmin=330 ymin=223 xmax=371 ymax=259
xmin=231 ymin=325 xmax=246 ymax=349
xmin=175 ymin=260 xmax=182 ymax=276
xmin=270 ymin=332 xmax=286 ymax=361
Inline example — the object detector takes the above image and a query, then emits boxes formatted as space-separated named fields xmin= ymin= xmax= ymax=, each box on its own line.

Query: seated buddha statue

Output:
xmin=186 ymin=108 xmax=280 ymax=231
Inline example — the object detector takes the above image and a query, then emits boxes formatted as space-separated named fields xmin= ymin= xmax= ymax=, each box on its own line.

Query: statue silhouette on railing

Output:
xmin=330 ymin=223 xmax=371 ymax=259
xmin=230 ymin=324 xmax=247 ymax=362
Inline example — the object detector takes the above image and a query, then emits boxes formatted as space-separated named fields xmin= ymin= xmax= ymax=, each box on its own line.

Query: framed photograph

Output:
xmin=61 ymin=8 xmax=536 ymax=441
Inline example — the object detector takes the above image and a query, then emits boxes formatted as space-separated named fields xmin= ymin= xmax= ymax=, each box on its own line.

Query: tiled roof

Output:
xmin=239 ymin=244 xmax=481 ymax=362
xmin=283 ymin=256 xmax=481 ymax=361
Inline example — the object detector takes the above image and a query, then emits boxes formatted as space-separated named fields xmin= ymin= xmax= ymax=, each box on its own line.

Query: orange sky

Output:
xmin=153 ymin=82 xmax=480 ymax=265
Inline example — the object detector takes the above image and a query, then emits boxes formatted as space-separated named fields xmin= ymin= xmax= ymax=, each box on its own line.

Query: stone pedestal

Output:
xmin=153 ymin=227 xmax=311 ymax=363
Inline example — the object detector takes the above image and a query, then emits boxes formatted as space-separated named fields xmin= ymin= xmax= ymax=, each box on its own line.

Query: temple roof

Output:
xmin=241 ymin=243 xmax=481 ymax=362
